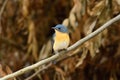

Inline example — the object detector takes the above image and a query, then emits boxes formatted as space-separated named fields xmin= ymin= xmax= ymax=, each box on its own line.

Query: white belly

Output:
xmin=53 ymin=40 xmax=69 ymax=51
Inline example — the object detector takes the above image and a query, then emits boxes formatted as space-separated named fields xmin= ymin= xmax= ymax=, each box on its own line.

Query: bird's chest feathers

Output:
xmin=53 ymin=30 xmax=70 ymax=50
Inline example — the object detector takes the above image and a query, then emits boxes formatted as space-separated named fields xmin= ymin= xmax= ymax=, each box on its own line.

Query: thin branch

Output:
xmin=0 ymin=0 xmax=8 ymax=33
xmin=67 ymin=14 xmax=120 ymax=51
xmin=25 ymin=63 xmax=52 ymax=80
xmin=0 ymin=14 xmax=120 ymax=80
xmin=0 ymin=0 xmax=8 ymax=19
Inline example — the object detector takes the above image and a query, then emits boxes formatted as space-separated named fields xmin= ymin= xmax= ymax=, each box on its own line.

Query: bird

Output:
xmin=52 ymin=24 xmax=70 ymax=52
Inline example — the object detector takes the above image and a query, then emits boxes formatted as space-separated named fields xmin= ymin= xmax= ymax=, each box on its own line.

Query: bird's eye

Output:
xmin=58 ymin=27 xmax=61 ymax=30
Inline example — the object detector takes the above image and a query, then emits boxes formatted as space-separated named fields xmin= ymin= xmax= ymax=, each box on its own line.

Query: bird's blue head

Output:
xmin=52 ymin=24 xmax=68 ymax=33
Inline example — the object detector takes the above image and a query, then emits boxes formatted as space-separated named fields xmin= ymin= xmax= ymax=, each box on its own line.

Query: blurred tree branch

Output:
xmin=0 ymin=14 xmax=120 ymax=80
xmin=0 ymin=0 xmax=8 ymax=34
xmin=25 ymin=63 xmax=52 ymax=80
xmin=0 ymin=0 xmax=8 ymax=19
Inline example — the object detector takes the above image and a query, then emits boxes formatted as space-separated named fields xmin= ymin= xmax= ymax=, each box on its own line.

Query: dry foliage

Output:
xmin=0 ymin=0 xmax=120 ymax=80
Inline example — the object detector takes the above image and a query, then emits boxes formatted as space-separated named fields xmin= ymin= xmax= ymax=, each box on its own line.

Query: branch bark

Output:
xmin=0 ymin=14 xmax=120 ymax=80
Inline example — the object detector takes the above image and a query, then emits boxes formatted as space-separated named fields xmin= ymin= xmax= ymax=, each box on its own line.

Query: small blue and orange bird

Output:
xmin=52 ymin=24 xmax=70 ymax=52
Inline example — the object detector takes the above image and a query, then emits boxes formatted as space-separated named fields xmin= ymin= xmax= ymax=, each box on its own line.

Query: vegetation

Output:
xmin=0 ymin=0 xmax=120 ymax=80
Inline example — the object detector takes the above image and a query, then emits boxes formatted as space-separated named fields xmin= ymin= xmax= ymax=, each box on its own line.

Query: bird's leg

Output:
xmin=52 ymin=50 xmax=59 ymax=64
xmin=54 ymin=50 xmax=59 ymax=54
xmin=62 ymin=48 xmax=67 ymax=52
xmin=52 ymin=50 xmax=64 ymax=64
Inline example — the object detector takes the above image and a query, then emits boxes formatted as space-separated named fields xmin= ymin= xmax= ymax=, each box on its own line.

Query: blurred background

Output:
xmin=0 ymin=0 xmax=120 ymax=80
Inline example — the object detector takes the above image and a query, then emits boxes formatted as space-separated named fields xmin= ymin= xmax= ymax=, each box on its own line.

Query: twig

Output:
xmin=0 ymin=0 xmax=8 ymax=19
xmin=0 ymin=14 xmax=120 ymax=80
xmin=25 ymin=63 xmax=52 ymax=80
xmin=67 ymin=14 xmax=120 ymax=51
xmin=0 ymin=0 xmax=8 ymax=33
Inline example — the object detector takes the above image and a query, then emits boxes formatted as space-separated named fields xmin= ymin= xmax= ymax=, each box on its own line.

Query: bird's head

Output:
xmin=52 ymin=24 xmax=68 ymax=33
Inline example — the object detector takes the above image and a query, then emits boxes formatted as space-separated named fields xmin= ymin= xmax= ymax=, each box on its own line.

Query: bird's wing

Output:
xmin=51 ymin=33 xmax=55 ymax=47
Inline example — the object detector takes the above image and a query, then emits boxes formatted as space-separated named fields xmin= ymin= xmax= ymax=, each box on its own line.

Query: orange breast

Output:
xmin=53 ymin=30 xmax=70 ymax=51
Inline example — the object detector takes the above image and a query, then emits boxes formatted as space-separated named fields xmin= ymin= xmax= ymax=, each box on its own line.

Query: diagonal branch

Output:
xmin=0 ymin=14 xmax=120 ymax=80
xmin=0 ymin=0 xmax=8 ymax=19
